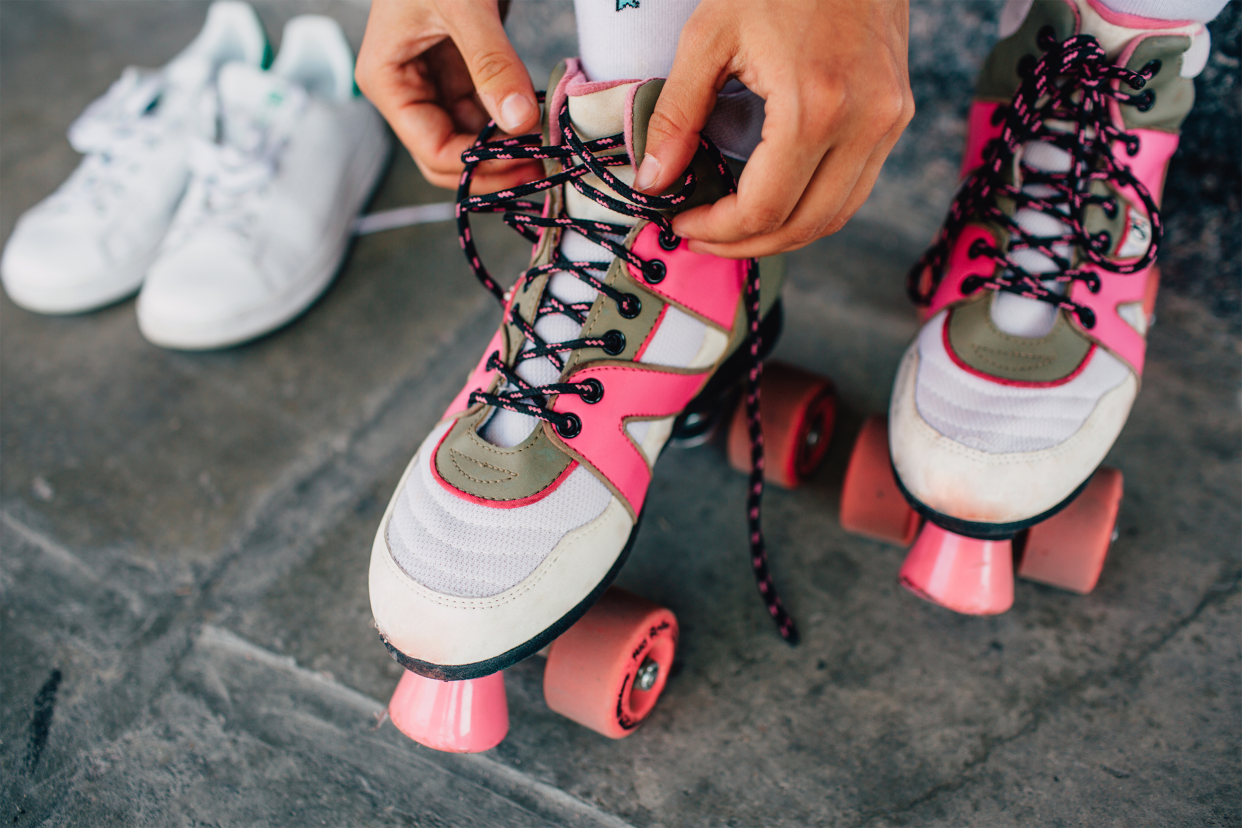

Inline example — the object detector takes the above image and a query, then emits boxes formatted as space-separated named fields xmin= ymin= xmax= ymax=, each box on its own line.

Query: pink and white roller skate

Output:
xmin=841 ymin=0 xmax=1207 ymax=614
xmin=371 ymin=61 xmax=835 ymax=750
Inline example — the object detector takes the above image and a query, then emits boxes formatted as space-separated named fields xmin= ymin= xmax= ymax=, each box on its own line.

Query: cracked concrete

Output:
xmin=3 ymin=2 xmax=1239 ymax=827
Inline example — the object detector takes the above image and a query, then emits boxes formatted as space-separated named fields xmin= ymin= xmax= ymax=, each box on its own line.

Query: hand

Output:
xmin=355 ymin=0 xmax=544 ymax=193
xmin=634 ymin=0 xmax=914 ymax=258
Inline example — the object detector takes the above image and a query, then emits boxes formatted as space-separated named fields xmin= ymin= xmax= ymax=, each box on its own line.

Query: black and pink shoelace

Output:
xmin=909 ymin=28 xmax=1163 ymax=324
xmin=454 ymin=91 xmax=798 ymax=644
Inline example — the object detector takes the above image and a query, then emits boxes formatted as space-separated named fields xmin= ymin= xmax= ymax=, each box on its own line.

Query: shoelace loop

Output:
xmin=455 ymin=90 xmax=798 ymax=644
xmin=908 ymin=31 xmax=1163 ymax=329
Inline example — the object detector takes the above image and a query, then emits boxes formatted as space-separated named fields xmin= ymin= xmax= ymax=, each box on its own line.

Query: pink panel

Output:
xmin=442 ymin=328 xmax=504 ymax=420
xmin=1070 ymin=263 xmax=1151 ymax=376
xmin=925 ymin=224 xmax=998 ymax=318
xmin=553 ymin=363 xmax=708 ymax=514
xmin=1115 ymin=129 xmax=1180 ymax=206
xmin=388 ymin=670 xmax=509 ymax=753
xmin=627 ymin=224 xmax=746 ymax=331
xmin=961 ymin=102 xmax=1004 ymax=180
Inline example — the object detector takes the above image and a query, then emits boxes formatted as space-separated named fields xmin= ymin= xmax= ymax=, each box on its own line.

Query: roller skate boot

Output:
xmin=841 ymin=0 xmax=1208 ymax=613
xmin=371 ymin=61 xmax=834 ymax=750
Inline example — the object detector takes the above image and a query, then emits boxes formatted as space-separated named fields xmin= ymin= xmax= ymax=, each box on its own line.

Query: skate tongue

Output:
xmin=216 ymin=62 xmax=304 ymax=152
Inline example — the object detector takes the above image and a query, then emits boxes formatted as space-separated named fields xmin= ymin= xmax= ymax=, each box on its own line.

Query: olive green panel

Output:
xmin=1121 ymin=36 xmax=1195 ymax=133
xmin=563 ymin=236 xmax=667 ymax=374
xmin=977 ymin=0 xmax=1079 ymax=103
xmin=434 ymin=409 xmax=574 ymax=501
xmin=630 ymin=78 xmax=728 ymax=211
xmin=947 ymin=292 xmax=1093 ymax=382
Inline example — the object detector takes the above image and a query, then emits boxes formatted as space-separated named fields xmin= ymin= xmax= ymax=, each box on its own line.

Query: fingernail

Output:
xmin=634 ymin=154 xmax=662 ymax=192
xmin=500 ymin=93 xmax=536 ymax=132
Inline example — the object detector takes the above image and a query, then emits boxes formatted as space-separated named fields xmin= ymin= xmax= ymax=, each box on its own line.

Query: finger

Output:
xmin=447 ymin=5 xmax=540 ymax=135
xmin=635 ymin=12 xmax=734 ymax=194
xmin=672 ymin=86 xmax=830 ymax=245
xmin=685 ymin=138 xmax=879 ymax=259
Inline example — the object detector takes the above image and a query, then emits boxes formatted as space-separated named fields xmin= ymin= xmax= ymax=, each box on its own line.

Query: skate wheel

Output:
xmin=840 ymin=416 xmax=920 ymax=546
xmin=543 ymin=587 xmax=678 ymax=739
xmin=726 ymin=361 xmax=836 ymax=489
xmin=388 ymin=670 xmax=509 ymax=753
xmin=1017 ymin=467 xmax=1123 ymax=594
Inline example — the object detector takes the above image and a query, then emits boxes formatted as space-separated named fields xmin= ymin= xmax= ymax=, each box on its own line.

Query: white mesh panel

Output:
xmin=386 ymin=424 xmax=614 ymax=598
xmin=914 ymin=312 xmax=1129 ymax=453
xmin=639 ymin=306 xmax=707 ymax=367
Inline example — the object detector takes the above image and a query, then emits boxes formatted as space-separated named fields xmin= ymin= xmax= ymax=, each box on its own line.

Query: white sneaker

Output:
xmin=136 ymin=16 xmax=390 ymax=350
xmin=0 ymin=1 xmax=269 ymax=315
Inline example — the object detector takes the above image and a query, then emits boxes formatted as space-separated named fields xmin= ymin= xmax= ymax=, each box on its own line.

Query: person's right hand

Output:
xmin=355 ymin=0 xmax=544 ymax=193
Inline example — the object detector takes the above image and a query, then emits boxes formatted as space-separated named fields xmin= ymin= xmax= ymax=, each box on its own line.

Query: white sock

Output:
xmin=573 ymin=0 xmax=700 ymax=82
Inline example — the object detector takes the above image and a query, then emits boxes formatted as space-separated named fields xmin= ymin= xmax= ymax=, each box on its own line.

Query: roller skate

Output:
xmin=840 ymin=0 xmax=1206 ymax=614
xmin=371 ymin=61 xmax=834 ymax=750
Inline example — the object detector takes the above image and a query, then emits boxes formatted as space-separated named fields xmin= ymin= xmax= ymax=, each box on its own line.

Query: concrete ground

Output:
xmin=2 ymin=2 xmax=1238 ymax=826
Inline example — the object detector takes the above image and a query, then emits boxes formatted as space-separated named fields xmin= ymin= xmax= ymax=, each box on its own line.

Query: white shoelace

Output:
xmin=164 ymin=84 xmax=307 ymax=247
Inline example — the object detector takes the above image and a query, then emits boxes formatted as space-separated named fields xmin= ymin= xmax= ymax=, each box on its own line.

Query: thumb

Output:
xmin=635 ymin=16 xmax=731 ymax=194
xmin=449 ymin=4 xmax=539 ymax=134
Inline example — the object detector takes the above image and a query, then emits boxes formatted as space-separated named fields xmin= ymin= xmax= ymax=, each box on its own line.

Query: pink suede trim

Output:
xmin=441 ymin=328 xmax=505 ymax=420
xmin=1085 ymin=0 xmax=1193 ymax=29
xmin=552 ymin=363 xmax=708 ymax=515
xmin=942 ymin=310 xmax=1097 ymax=388
xmin=626 ymin=224 xmax=745 ymax=331
xmin=429 ymin=424 xmax=581 ymax=509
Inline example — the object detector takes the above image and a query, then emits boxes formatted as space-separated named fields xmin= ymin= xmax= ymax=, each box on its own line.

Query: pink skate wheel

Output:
xmin=727 ymin=361 xmax=835 ymax=489
xmin=543 ymin=587 xmax=678 ymax=739
xmin=900 ymin=523 xmax=1014 ymax=615
xmin=388 ymin=670 xmax=509 ymax=753
xmin=1018 ymin=467 xmax=1124 ymax=594
xmin=839 ymin=416 xmax=920 ymax=545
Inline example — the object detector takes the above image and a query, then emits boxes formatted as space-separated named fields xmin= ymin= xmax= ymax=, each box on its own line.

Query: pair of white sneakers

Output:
xmin=1 ymin=1 xmax=390 ymax=350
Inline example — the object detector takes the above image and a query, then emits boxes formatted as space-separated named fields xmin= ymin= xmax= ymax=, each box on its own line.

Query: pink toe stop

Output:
xmin=899 ymin=523 xmax=1014 ymax=615
xmin=388 ymin=670 xmax=509 ymax=753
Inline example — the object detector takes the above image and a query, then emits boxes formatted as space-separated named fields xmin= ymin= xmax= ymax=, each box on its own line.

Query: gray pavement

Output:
xmin=2 ymin=3 xmax=1239 ymax=827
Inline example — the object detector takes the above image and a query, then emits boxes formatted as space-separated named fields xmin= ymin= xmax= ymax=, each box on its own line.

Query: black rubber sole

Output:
xmin=894 ymin=463 xmax=1093 ymax=541
xmin=382 ymin=512 xmax=644 ymax=681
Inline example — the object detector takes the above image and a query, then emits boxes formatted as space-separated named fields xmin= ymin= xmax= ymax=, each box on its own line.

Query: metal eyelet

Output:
xmin=602 ymin=330 xmax=626 ymax=355
xmin=961 ymin=275 xmax=984 ymax=295
xmin=1103 ymin=197 xmax=1119 ymax=219
xmin=1076 ymin=306 xmax=1097 ymax=329
xmin=1133 ymin=89 xmax=1156 ymax=112
xmin=1036 ymin=25 xmax=1057 ymax=49
xmin=578 ymin=378 xmax=604 ymax=404
xmin=618 ymin=293 xmax=642 ymax=319
xmin=643 ymin=259 xmax=667 ymax=284
xmin=556 ymin=413 xmax=582 ymax=438
xmin=1141 ymin=58 xmax=1162 ymax=78
xmin=658 ymin=232 xmax=680 ymax=251
xmin=1093 ymin=230 xmax=1112 ymax=253
xmin=968 ymin=239 xmax=988 ymax=259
